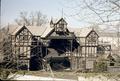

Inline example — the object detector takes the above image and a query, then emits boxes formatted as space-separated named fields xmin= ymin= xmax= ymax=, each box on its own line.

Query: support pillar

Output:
xmin=70 ymin=39 xmax=73 ymax=70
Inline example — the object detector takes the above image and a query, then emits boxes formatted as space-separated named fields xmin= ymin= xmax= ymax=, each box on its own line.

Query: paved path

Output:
xmin=9 ymin=74 xmax=77 ymax=81
xmin=9 ymin=74 xmax=120 ymax=81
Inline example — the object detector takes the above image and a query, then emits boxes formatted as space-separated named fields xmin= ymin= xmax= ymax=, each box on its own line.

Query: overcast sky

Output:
xmin=2 ymin=0 xmax=95 ymax=28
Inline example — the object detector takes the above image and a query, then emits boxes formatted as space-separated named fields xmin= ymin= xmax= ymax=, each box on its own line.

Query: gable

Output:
xmin=15 ymin=26 xmax=33 ymax=42
xmin=86 ymin=30 xmax=99 ymax=43
xmin=55 ymin=18 xmax=67 ymax=33
xmin=44 ymin=28 xmax=75 ymax=39
xmin=56 ymin=18 xmax=67 ymax=25
xmin=11 ymin=24 xmax=49 ymax=36
xmin=87 ymin=30 xmax=99 ymax=38
xmin=44 ymin=18 xmax=74 ymax=39
xmin=15 ymin=26 xmax=32 ymax=36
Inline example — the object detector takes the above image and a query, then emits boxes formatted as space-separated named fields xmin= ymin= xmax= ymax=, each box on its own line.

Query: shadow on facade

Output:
xmin=20 ymin=38 xmax=79 ymax=71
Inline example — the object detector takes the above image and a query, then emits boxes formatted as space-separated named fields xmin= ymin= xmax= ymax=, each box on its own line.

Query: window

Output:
xmin=56 ymin=19 xmax=67 ymax=32
xmin=56 ymin=23 xmax=64 ymax=32
xmin=19 ymin=35 xmax=28 ymax=41
xmin=109 ymin=63 xmax=114 ymax=66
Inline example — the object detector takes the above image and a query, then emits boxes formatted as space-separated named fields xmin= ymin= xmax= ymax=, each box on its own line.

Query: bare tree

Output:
xmin=15 ymin=11 xmax=47 ymax=26
xmin=0 ymin=28 xmax=25 ymax=80
xmin=83 ymin=0 xmax=120 ymax=23
xmin=82 ymin=0 xmax=120 ymax=53
xmin=36 ymin=11 xmax=47 ymax=26
xmin=61 ymin=0 xmax=120 ymax=50
xmin=62 ymin=0 xmax=120 ymax=24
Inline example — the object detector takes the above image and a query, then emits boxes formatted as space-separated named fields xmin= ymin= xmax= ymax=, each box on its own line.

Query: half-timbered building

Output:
xmin=69 ymin=27 xmax=99 ymax=71
xmin=4 ymin=18 xmax=102 ymax=71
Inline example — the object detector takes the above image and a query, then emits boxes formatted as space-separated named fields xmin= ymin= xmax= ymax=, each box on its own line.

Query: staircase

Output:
xmin=46 ymin=48 xmax=59 ymax=58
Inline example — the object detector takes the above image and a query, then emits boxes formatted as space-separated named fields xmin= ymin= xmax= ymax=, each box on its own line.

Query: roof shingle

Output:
xmin=68 ymin=27 xmax=93 ymax=37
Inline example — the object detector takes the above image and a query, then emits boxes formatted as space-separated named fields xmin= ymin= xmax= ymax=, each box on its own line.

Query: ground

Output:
xmin=13 ymin=70 xmax=120 ymax=81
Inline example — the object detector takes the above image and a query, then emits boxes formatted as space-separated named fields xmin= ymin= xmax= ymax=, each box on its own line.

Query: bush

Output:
xmin=94 ymin=61 xmax=107 ymax=72
xmin=0 ymin=68 xmax=21 ymax=80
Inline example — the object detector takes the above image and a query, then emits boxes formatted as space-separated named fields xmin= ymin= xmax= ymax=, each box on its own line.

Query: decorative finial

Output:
xmin=50 ymin=17 xmax=54 ymax=27
xmin=50 ymin=17 xmax=53 ymax=24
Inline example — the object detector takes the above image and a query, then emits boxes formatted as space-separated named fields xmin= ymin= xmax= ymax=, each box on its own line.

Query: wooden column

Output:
xmin=40 ymin=39 xmax=43 ymax=58
xmin=70 ymin=39 xmax=73 ymax=70
xmin=85 ymin=38 xmax=87 ymax=70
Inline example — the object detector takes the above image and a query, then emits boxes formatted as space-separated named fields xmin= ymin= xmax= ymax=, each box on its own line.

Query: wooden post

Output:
xmin=15 ymin=36 xmax=19 ymax=70
xmin=85 ymin=38 xmax=87 ymax=70
xmin=70 ymin=39 xmax=73 ymax=70
xmin=45 ymin=41 xmax=48 ymax=71
xmin=27 ymin=60 xmax=29 ymax=71
xmin=40 ymin=39 xmax=43 ymax=58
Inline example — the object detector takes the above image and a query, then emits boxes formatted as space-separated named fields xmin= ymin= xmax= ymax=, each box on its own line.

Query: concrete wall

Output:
xmin=107 ymin=66 xmax=120 ymax=72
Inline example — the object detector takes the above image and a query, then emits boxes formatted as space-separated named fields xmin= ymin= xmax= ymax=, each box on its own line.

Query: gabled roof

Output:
xmin=11 ymin=26 xmax=24 ymax=35
xmin=8 ymin=18 xmax=69 ymax=38
xmin=27 ymin=26 xmax=47 ymax=36
xmin=9 ymin=24 xmax=54 ymax=38
xmin=51 ymin=17 xmax=67 ymax=24
xmin=68 ymin=27 xmax=94 ymax=37
xmin=41 ymin=26 xmax=54 ymax=38
xmin=8 ymin=24 xmax=98 ymax=38
xmin=56 ymin=18 xmax=67 ymax=24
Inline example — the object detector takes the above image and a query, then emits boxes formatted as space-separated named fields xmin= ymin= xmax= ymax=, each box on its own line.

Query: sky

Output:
xmin=1 ymin=0 xmax=93 ymax=28
xmin=2 ymin=0 xmax=119 ymax=29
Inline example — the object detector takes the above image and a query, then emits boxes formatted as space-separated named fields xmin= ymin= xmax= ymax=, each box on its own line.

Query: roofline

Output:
xmin=86 ymin=29 xmax=99 ymax=38
xmin=15 ymin=26 xmax=33 ymax=36
xmin=56 ymin=18 xmax=67 ymax=25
